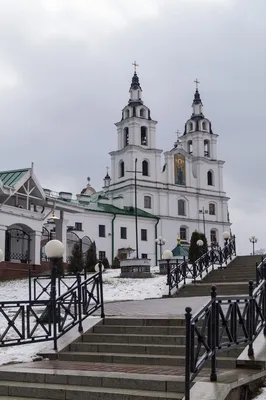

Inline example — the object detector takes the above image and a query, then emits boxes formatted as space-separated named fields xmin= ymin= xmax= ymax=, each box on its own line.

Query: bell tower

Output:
xmin=109 ymin=63 xmax=162 ymax=190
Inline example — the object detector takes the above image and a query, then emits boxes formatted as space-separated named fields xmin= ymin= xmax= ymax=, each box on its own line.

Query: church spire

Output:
xmin=129 ymin=61 xmax=143 ymax=104
xmin=191 ymin=79 xmax=204 ymax=117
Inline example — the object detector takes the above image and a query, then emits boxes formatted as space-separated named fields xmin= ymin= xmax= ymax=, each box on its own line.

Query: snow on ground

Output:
xmin=254 ymin=388 xmax=266 ymax=400
xmin=0 ymin=266 xmax=167 ymax=366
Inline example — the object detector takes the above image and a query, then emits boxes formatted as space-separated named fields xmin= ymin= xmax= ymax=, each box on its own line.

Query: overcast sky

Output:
xmin=0 ymin=0 xmax=265 ymax=254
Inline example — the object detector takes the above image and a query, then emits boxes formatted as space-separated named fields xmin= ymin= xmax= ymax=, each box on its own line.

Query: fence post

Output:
xmin=28 ymin=269 xmax=32 ymax=303
xmin=248 ymin=280 xmax=254 ymax=356
xmin=77 ymin=272 xmax=83 ymax=332
xmin=99 ymin=261 xmax=105 ymax=319
xmin=192 ymin=262 xmax=197 ymax=283
xmin=185 ymin=307 xmax=192 ymax=400
xmin=210 ymin=286 xmax=217 ymax=382
xmin=167 ymin=260 xmax=171 ymax=296
xmin=183 ymin=258 xmax=187 ymax=285
xmin=219 ymin=247 xmax=223 ymax=268
xmin=51 ymin=260 xmax=58 ymax=351
xmin=263 ymin=262 xmax=266 ymax=335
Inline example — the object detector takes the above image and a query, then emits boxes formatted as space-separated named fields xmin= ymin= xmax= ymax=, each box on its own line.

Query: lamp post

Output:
xmin=40 ymin=240 xmax=64 ymax=324
xmin=199 ymin=207 xmax=208 ymax=237
xmin=162 ymin=249 xmax=173 ymax=297
xmin=249 ymin=236 xmax=258 ymax=256
xmin=155 ymin=236 xmax=166 ymax=260
xmin=94 ymin=261 xmax=105 ymax=319
xmin=126 ymin=159 xmax=143 ymax=259
xmin=223 ymin=231 xmax=230 ymax=246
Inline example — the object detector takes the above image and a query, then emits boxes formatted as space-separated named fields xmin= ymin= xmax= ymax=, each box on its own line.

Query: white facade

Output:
xmin=0 ymin=73 xmax=231 ymax=268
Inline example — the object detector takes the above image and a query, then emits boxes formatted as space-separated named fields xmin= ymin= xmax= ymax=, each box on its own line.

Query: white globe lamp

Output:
xmin=0 ymin=249 xmax=4 ymax=263
xmin=95 ymin=263 xmax=105 ymax=273
xmin=45 ymin=240 xmax=64 ymax=259
xmin=223 ymin=231 xmax=230 ymax=240
xmin=197 ymin=239 xmax=204 ymax=247
xmin=162 ymin=250 xmax=173 ymax=260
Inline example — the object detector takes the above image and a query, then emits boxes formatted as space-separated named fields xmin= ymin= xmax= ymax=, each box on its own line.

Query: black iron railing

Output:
xmin=0 ymin=267 xmax=104 ymax=351
xmin=165 ymin=237 xmax=236 ymax=296
xmin=29 ymin=269 xmax=89 ymax=302
xmin=184 ymin=260 xmax=266 ymax=400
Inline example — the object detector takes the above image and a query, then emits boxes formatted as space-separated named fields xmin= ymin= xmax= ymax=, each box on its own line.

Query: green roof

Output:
xmin=86 ymin=202 xmax=156 ymax=218
xmin=0 ymin=168 xmax=29 ymax=187
xmin=172 ymin=243 xmax=189 ymax=257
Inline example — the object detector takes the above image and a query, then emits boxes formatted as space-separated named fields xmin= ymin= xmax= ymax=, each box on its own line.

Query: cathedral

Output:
xmin=0 ymin=68 xmax=231 ymax=268
xmin=102 ymin=68 xmax=231 ymax=256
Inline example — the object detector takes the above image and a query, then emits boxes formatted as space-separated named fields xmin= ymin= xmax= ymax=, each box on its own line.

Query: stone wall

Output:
xmin=0 ymin=261 xmax=65 ymax=280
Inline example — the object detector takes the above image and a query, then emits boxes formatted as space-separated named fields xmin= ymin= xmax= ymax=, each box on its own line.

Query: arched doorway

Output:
xmin=5 ymin=224 xmax=32 ymax=264
xmin=66 ymin=231 xmax=92 ymax=263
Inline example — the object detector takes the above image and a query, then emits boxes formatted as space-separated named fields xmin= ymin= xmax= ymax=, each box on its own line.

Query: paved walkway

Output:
xmin=102 ymin=296 xmax=210 ymax=317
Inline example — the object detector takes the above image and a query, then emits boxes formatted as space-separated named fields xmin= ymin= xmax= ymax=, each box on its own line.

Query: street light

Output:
xmin=155 ymin=236 xmax=166 ymax=260
xmin=249 ymin=236 xmax=258 ymax=256
xmin=199 ymin=207 xmax=208 ymax=237
xmin=197 ymin=239 xmax=204 ymax=257
xmin=223 ymin=231 xmax=230 ymax=246
xmin=0 ymin=249 xmax=4 ymax=263
xmin=162 ymin=250 xmax=173 ymax=297
xmin=40 ymin=240 xmax=64 ymax=323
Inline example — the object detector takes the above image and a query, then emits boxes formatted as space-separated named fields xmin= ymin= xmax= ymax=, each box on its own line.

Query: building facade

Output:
xmin=0 ymin=71 xmax=231 ymax=269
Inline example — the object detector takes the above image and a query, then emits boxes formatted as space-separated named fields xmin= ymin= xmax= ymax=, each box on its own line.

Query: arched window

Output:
xmin=119 ymin=161 xmax=125 ymax=178
xmin=202 ymin=121 xmax=207 ymax=131
xmin=141 ymin=126 xmax=148 ymax=145
xmin=209 ymin=203 xmax=216 ymax=215
xmin=187 ymin=140 xmax=193 ymax=154
xmin=210 ymin=229 xmax=217 ymax=243
xmin=207 ymin=170 xmax=213 ymax=186
xmin=189 ymin=122 xmax=193 ymax=131
xmin=144 ymin=195 xmax=151 ymax=209
xmin=142 ymin=160 xmax=149 ymax=176
xmin=140 ymin=108 xmax=146 ymax=118
xmin=124 ymin=127 xmax=129 ymax=147
xmin=204 ymin=140 xmax=210 ymax=157
xmin=180 ymin=227 xmax=187 ymax=240
xmin=125 ymin=109 xmax=130 ymax=119
xmin=178 ymin=199 xmax=186 ymax=216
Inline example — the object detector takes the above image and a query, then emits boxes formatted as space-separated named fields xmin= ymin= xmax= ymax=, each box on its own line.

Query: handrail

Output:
xmin=165 ymin=237 xmax=236 ymax=296
xmin=0 ymin=265 xmax=104 ymax=350
xmin=184 ymin=259 xmax=266 ymax=400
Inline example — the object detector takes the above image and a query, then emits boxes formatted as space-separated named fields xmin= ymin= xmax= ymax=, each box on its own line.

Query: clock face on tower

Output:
xmin=174 ymin=154 xmax=186 ymax=185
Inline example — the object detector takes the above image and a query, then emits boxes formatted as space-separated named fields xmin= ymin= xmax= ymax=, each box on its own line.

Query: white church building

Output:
xmin=0 ymin=70 xmax=231 ymax=268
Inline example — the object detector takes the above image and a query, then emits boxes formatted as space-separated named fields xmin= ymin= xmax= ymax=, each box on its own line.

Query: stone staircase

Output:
xmin=175 ymin=255 xmax=261 ymax=298
xmin=0 ymin=318 xmax=247 ymax=400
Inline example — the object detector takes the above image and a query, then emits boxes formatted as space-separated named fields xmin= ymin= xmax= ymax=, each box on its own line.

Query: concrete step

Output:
xmin=82 ymin=333 xmax=187 ymax=345
xmin=0 ymin=381 xmax=183 ymax=399
xmin=0 ymin=369 xmax=186 ymax=394
xmin=93 ymin=325 xmax=185 ymax=335
xmin=176 ymin=283 xmax=249 ymax=297
xmin=103 ymin=318 xmax=185 ymax=326
xmin=58 ymin=351 xmax=237 ymax=369
xmin=69 ymin=342 xmax=245 ymax=358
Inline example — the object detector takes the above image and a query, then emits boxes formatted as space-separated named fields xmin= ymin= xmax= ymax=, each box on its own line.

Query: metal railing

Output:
xmin=0 ymin=266 xmax=104 ymax=351
xmin=28 ymin=269 xmax=89 ymax=302
xmin=165 ymin=237 xmax=236 ymax=296
xmin=184 ymin=257 xmax=266 ymax=400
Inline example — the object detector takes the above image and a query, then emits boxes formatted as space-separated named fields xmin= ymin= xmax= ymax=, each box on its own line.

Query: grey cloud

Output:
xmin=0 ymin=0 xmax=265 ymax=252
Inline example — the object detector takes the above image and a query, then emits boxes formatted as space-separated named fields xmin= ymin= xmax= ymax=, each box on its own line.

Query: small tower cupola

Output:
xmin=191 ymin=79 xmax=204 ymax=117
xmin=103 ymin=167 xmax=111 ymax=189
xmin=129 ymin=61 xmax=143 ymax=105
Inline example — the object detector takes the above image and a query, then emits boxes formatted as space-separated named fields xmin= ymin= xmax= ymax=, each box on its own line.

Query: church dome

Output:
xmin=80 ymin=177 xmax=96 ymax=196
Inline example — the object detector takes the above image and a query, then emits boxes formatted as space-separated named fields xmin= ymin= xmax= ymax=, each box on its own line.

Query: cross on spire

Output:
xmin=194 ymin=79 xmax=200 ymax=89
xmin=175 ymin=129 xmax=180 ymax=141
xmin=106 ymin=166 xmax=109 ymax=174
xmin=132 ymin=61 xmax=139 ymax=74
